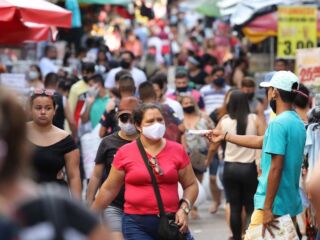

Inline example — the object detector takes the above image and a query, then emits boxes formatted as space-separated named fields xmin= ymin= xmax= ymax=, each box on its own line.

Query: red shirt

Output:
xmin=113 ymin=140 xmax=190 ymax=215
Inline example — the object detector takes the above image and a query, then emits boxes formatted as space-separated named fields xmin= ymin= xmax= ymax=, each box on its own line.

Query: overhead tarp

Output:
xmin=242 ymin=10 xmax=320 ymax=44
xmin=0 ymin=0 xmax=71 ymax=44
xmin=0 ymin=0 xmax=72 ymax=28
xmin=217 ymin=0 xmax=311 ymax=25
xmin=196 ymin=0 xmax=220 ymax=17
xmin=78 ymin=0 xmax=130 ymax=5
xmin=217 ymin=0 xmax=240 ymax=16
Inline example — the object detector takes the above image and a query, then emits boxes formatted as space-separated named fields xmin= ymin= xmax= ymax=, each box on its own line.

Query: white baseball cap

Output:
xmin=260 ymin=71 xmax=299 ymax=92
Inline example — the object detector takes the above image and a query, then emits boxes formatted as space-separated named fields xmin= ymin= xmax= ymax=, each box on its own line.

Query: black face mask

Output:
xmin=269 ymin=98 xmax=277 ymax=113
xmin=177 ymin=86 xmax=188 ymax=93
xmin=246 ymin=93 xmax=255 ymax=101
xmin=183 ymin=106 xmax=195 ymax=114
xmin=120 ymin=60 xmax=131 ymax=69
xmin=213 ymin=77 xmax=225 ymax=87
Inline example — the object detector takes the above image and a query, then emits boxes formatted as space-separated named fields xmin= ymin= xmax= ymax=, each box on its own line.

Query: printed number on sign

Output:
xmin=283 ymin=41 xmax=314 ymax=56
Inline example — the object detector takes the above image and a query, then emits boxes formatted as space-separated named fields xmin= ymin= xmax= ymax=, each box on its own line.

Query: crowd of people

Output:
xmin=0 ymin=10 xmax=320 ymax=240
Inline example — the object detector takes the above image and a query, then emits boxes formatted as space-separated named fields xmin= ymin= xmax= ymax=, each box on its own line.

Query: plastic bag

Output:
xmin=80 ymin=124 xmax=102 ymax=179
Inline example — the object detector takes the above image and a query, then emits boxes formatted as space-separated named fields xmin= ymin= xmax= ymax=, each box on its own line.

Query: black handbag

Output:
xmin=136 ymin=138 xmax=185 ymax=240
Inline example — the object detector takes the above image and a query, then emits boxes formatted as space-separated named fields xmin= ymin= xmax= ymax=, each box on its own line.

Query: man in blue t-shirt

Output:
xmin=207 ymin=71 xmax=306 ymax=239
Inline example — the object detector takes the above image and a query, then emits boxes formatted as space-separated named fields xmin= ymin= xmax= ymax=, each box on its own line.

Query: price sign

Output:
xmin=296 ymin=48 xmax=320 ymax=85
xmin=277 ymin=6 xmax=317 ymax=59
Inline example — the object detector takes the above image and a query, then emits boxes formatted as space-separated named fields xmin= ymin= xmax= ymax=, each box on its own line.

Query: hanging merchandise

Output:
xmin=304 ymin=107 xmax=320 ymax=182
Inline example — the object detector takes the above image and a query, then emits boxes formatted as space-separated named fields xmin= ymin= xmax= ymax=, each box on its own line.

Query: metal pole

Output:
xmin=270 ymin=37 xmax=274 ymax=71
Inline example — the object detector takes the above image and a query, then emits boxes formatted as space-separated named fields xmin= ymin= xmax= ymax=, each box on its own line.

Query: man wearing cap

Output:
xmin=206 ymin=71 xmax=306 ymax=238
xmin=87 ymin=96 xmax=140 ymax=240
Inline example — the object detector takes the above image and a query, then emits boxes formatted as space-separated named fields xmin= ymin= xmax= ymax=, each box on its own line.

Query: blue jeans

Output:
xmin=122 ymin=214 xmax=194 ymax=240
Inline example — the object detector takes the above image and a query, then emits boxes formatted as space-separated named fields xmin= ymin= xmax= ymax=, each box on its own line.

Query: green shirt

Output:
xmin=90 ymin=94 xmax=109 ymax=128
xmin=254 ymin=111 xmax=306 ymax=217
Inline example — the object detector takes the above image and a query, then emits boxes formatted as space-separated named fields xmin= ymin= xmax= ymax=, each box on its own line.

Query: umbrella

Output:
xmin=196 ymin=0 xmax=220 ymax=18
xmin=0 ymin=0 xmax=71 ymax=44
xmin=242 ymin=11 xmax=320 ymax=43
xmin=78 ymin=0 xmax=131 ymax=5
xmin=0 ymin=0 xmax=71 ymax=28
xmin=0 ymin=21 xmax=52 ymax=44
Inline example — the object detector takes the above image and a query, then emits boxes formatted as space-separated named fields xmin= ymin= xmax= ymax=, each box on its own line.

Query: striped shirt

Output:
xmin=200 ymin=84 xmax=230 ymax=115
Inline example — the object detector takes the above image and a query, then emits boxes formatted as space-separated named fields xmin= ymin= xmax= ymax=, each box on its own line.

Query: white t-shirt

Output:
xmin=105 ymin=67 xmax=147 ymax=89
xmin=163 ymin=98 xmax=184 ymax=120
xmin=39 ymin=57 xmax=58 ymax=78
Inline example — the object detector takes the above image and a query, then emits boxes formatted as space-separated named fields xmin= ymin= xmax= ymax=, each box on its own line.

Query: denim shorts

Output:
xmin=103 ymin=205 xmax=123 ymax=232
xmin=122 ymin=214 xmax=194 ymax=240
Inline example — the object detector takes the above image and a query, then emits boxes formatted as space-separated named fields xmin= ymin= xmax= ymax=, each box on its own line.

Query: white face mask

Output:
xmin=142 ymin=122 xmax=166 ymax=140
xmin=118 ymin=120 xmax=137 ymax=136
xmin=88 ymin=85 xmax=99 ymax=98
xmin=28 ymin=70 xmax=39 ymax=80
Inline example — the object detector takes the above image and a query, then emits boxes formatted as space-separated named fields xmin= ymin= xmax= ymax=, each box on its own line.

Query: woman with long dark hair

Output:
xmin=210 ymin=90 xmax=264 ymax=240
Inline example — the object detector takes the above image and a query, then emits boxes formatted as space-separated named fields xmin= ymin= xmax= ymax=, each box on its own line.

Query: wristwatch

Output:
xmin=180 ymin=205 xmax=191 ymax=215
xmin=179 ymin=198 xmax=192 ymax=209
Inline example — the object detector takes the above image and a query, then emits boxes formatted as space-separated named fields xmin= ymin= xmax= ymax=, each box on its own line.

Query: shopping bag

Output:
xmin=80 ymin=124 xmax=102 ymax=179
xmin=245 ymin=214 xmax=299 ymax=240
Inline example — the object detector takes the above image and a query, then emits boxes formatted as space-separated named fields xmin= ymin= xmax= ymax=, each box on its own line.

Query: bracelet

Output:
xmin=179 ymin=198 xmax=192 ymax=209
xmin=223 ymin=131 xmax=229 ymax=142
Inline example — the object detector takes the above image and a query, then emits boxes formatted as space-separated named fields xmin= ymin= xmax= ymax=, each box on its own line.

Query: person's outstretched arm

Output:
xmin=206 ymin=129 xmax=264 ymax=149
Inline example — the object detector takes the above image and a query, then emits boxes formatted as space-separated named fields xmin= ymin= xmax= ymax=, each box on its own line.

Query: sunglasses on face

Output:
xmin=118 ymin=113 xmax=132 ymax=123
xmin=149 ymin=157 xmax=164 ymax=176
xmin=32 ymin=88 xmax=55 ymax=96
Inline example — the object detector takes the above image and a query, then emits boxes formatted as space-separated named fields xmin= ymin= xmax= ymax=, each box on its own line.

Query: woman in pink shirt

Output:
xmin=92 ymin=103 xmax=198 ymax=239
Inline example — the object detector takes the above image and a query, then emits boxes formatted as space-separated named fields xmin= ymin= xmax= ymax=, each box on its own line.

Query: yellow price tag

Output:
xmin=277 ymin=6 xmax=317 ymax=58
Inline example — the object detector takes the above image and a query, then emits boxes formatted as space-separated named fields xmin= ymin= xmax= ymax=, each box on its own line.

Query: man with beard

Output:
xmin=105 ymin=50 xmax=146 ymax=90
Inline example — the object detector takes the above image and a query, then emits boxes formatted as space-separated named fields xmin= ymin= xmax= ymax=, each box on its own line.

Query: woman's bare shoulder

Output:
xmin=53 ymin=126 xmax=70 ymax=139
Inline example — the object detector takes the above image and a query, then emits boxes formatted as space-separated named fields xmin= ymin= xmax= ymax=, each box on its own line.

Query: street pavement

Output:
xmin=189 ymin=201 xmax=230 ymax=240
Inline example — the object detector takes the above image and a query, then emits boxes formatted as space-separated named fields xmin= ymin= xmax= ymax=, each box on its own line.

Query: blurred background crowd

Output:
xmin=1 ymin=0 xmax=320 ymax=240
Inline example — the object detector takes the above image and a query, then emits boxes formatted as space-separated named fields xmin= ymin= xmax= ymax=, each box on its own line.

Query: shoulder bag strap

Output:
xmin=136 ymin=138 xmax=166 ymax=217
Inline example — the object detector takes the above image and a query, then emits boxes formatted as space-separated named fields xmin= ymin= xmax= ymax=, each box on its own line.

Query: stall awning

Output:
xmin=242 ymin=11 xmax=320 ymax=44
